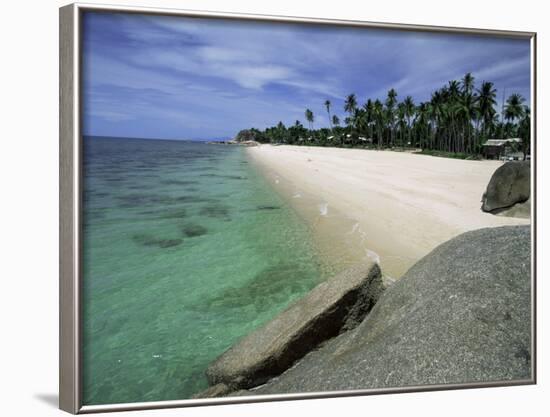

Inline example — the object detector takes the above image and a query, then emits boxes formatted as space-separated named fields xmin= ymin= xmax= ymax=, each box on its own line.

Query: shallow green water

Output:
xmin=82 ymin=137 xmax=327 ymax=405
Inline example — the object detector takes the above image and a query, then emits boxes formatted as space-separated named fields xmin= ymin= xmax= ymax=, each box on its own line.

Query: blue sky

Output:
xmin=82 ymin=12 xmax=531 ymax=140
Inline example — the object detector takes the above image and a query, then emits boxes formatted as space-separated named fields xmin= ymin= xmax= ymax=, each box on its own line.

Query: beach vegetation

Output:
xmin=305 ymin=109 xmax=315 ymax=132
xmin=238 ymin=73 xmax=531 ymax=159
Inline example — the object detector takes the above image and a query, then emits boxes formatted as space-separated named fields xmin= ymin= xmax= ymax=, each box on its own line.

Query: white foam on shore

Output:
xmin=365 ymin=249 xmax=381 ymax=264
xmin=248 ymin=150 xmax=384 ymax=277
xmin=347 ymin=222 xmax=381 ymax=265
xmin=382 ymin=274 xmax=397 ymax=287
xmin=348 ymin=222 xmax=360 ymax=235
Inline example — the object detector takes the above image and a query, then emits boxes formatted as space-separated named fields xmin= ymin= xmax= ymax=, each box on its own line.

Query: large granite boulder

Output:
xmin=482 ymin=162 xmax=530 ymax=213
xmin=246 ymin=226 xmax=532 ymax=395
xmin=205 ymin=261 xmax=384 ymax=391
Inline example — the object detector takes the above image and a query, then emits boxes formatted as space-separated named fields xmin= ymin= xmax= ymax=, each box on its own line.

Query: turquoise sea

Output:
xmin=82 ymin=136 xmax=329 ymax=405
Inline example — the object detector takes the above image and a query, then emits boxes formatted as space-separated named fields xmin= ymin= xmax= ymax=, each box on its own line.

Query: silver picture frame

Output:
xmin=59 ymin=2 xmax=537 ymax=414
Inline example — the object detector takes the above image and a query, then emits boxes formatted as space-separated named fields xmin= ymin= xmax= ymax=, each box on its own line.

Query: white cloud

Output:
xmin=84 ymin=12 xmax=531 ymax=138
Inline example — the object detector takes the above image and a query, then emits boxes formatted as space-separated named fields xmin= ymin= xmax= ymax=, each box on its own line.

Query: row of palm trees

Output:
xmin=244 ymin=73 xmax=530 ymax=157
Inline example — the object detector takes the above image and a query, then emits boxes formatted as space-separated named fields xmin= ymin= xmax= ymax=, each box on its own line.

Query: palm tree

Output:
xmin=397 ymin=103 xmax=407 ymax=146
xmin=363 ymin=99 xmax=375 ymax=140
xmin=354 ymin=108 xmax=367 ymax=145
xmin=344 ymin=94 xmax=357 ymax=130
xmin=504 ymin=93 xmax=526 ymax=125
xmin=415 ymin=102 xmax=430 ymax=149
xmin=385 ymin=88 xmax=398 ymax=146
xmin=456 ymin=92 xmax=476 ymax=153
xmin=446 ymin=81 xmax=461 ymax=150
xmin=461 ymin=72 xmax=475 ymax=95
xmin=305 ymin=109 xmax=314 ymax=133
xmin=447 ymin=80 xmax=461 ymax=98
xmin=403 ymin=96 xmax=415 ymax=146
xmin=342 ymin=94 xmax=358 ymax=145
xmin=373 ymin=99 xmax=385 ymax=148
xmin=275 ymin=121 xmax=287 ymax=143
xmin=324 ymin=100 xmax=333 ymax=130
xmin=476 ymin=81 xmax=497 ymax=138
xmin=344 ymin=94 xmax=357 ymax=114
xmin=430 ymin=90 xmax=446 ymax=150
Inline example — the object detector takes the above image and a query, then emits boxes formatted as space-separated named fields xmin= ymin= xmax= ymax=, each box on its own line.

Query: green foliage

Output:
xmin=235 ymin=73 xmax=531 ymax=158
xmin=234 ymin=129 xmax=260 ymax=142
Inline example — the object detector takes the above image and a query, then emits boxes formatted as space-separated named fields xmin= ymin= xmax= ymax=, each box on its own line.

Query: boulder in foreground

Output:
xmin=482 ymin=161 xmax=530 ymax=213
xmin=246 ymin=225 xmax=532 ymax=395
xmin=205 ymin=261 xmax=384 ymax=391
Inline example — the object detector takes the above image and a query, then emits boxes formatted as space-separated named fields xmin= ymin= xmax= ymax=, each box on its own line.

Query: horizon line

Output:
xmin=83 ymin=134 xmax=231 ymax=142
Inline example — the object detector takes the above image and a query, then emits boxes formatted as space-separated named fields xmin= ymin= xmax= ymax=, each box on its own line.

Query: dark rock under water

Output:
xmin=132 ymin=234 xmax=183 ymax=249
xmin=199 ymin=204 xmax=231 ymax=220
xmin=117 ymin=193 xmax=180 ymax=208
xmin=181 ymin=224 xmax=208 ymax=237
xmin=160 ymin=179 xmax=198 ymax=186
xmin=203 ymin=264 xmax=314 ymax=314
xmin=256 ymin=205 xmax=281 ymax=211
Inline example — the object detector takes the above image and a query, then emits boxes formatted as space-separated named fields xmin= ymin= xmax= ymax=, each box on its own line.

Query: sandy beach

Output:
xmin=247 ymin=145 xmax=530 ymax=279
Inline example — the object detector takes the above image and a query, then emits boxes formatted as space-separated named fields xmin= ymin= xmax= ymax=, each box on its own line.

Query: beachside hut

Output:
xmin=482 ymin=138 xmax=522 ymax=160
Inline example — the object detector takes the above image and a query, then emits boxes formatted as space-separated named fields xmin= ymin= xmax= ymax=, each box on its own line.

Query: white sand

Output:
xmin=247 ymin=145 xmax=530 ymax=279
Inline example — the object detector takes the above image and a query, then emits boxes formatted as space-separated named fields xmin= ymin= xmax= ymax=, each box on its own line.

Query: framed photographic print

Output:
xmin=59 ymin=2 xmax=536 ymax=414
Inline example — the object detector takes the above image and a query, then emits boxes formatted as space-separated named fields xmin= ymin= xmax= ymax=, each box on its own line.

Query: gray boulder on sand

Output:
xmin=244 ymin=225 xmax=531 ymax=395
xmin=482 ymin=161 xmax=530 ymax=213
xmin=204 ymin=261 xmax=384 ymax=392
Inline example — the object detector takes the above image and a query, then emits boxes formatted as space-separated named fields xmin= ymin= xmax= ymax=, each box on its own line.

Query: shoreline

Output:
xmin=247 ymin=145 xmax=530 ymax=279
xmin=246 ymin=148 xmax=380 ymax=281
